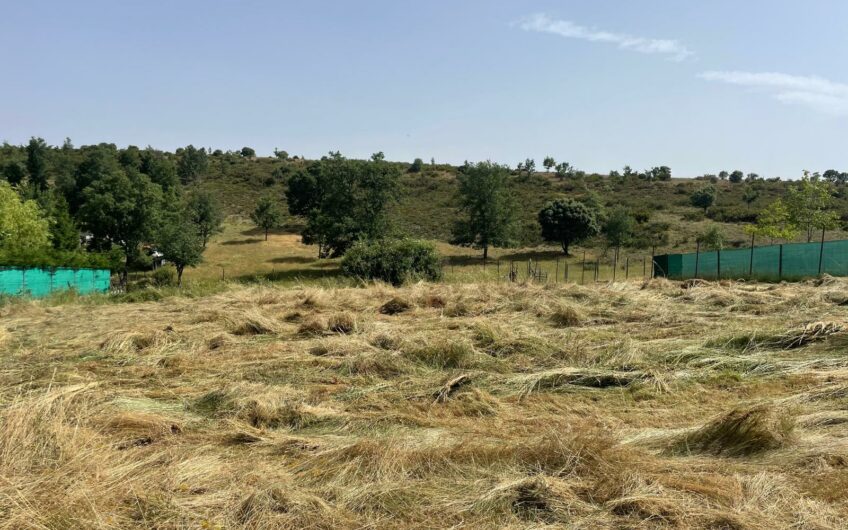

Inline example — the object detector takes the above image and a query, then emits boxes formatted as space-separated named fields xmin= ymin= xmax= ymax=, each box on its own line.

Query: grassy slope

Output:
xmin=197 ymin=157 xmax=848 ymax=255
xmin=2 ymin=279 xmax=848 ymax=527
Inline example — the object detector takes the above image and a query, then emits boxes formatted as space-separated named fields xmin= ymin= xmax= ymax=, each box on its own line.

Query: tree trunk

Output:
xmin=561 ymin=240 xmax=570 ymax=256
xmin=264 ymin=227 xmax=269 ymax=241
xmin=177 ymin=265 xmax=184 ymax=287
xmin=483 ymin=245 xmax=489 ymax=261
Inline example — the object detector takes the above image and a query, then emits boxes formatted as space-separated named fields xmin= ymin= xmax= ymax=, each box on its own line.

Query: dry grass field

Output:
xmin=2 ymin=277 xmax=848 ymax=528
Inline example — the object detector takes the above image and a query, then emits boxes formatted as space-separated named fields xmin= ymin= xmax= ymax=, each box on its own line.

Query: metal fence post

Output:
xmin=749 ymin=233 xmax=755 ymax=277
xmin=626 ymin=257 xmax=630 ymax=280
xmin=818 ymin=227 xmax=826 ymax=275
xmin=717 ymin=248 xmax=721 ymax=281
xmin=778 ymin=244 xmax=783 ymax=280
xmin=694 ymin=241 xmax=701 ymax=279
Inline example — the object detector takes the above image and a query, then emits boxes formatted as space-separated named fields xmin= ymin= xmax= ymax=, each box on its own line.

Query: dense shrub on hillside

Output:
xmin=341 ymin=239 xmax=442 ymax=286
xmin=707 ymin=206 xmax=758 ymax=223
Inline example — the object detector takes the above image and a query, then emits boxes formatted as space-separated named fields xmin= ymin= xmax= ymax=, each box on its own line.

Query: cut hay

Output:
xmin=777 ymin=321 xmax=843 ymax=349
xmin=433 ymin=373 xmax=472 ymax=403
xmin=549 ymin=304 xmax=583 ymax=327
xmin=670 ymin=404 xmax=795 ymax=457
xmin=328 ymin=312 xmax=357 ymax=334
xmin=379 ymin=297 xmax=412 ymax=315
xmin=517 ymin=368 xmax=648 ymax=396
xmin=225 ymin=309 xmax=279 ymax=336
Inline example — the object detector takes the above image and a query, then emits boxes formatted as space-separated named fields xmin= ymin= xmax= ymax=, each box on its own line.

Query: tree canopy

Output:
xmin=538 ymin=198 xmax=600 ymax=255
xmin=0 ymin=181 xmax=50 ymax=253
xmin=452 ymin=162 xmax=516 ymax=259
xmin=251 ymin=196 xmax=284 ymax=241
xmin=286 ymin=154 xmax=400 ymax=257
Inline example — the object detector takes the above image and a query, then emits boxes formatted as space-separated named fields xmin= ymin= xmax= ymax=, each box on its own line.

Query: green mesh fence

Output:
xmin=0 ymin=267 xmax=111 ymax=297
xmin=654 ymin=240 xmax=848 ymax=281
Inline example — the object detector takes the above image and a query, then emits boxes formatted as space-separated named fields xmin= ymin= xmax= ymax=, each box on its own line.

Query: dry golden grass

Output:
xmin=2 ymin=278 xmax=848 ymax=528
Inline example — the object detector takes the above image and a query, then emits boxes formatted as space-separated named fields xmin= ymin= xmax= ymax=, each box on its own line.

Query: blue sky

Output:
xmin=2 ymin=1 xmax=847 ymax=177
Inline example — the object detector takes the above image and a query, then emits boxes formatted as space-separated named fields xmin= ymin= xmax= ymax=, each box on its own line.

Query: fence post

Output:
xmin=749 ymin=233 xmax=755 ymax=277
xmin=497 ymin=259 xmax=500 ymax=278
xmin=555 ymin=258 xmax=559 ymax=283
xmin=650 ymin=246 xmax=656 ymax=278
xmin=565 ymin=262 xmax=569 ymax=283
xmin=642 ymin=257 xmax=646 ymax=278
xmin=612 ymin=248 xmax=618 ymax=282
xmin=694 ymin=241 xmax=701 ymax=279
xmin=221 ymin=267 xmax=225 ymax=280
xmin=778 ymin=244 xmax=783 ymax=280
xmin=595 ymin=259 xmax=600 ymax=282
xmin=717 ymin=248 xmax=721 ymax=281
xmin=626 ymin=257 xmax=630 ymax=280
xmin=581 ymin=251 xmax=586 ymax=285
xmin=818 ymin=227 xmax=826 ymax=275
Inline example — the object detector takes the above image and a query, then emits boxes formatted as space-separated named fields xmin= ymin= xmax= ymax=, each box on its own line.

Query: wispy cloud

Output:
xmin=517 ymin=13 xmax=693 ymax=62
xmin=699 ymin=71 xmax=848 ymax=116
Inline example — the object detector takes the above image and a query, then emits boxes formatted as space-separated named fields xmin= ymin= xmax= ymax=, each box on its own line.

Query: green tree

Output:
xmin=543 ymin=156 xmax=556 ymax=173
xmin=251 ymin=196 xmax=283 ymax=241
xmin=690 ymin=185 xmax=717 ymax=213
xmin=140 ymin=148 xmax=179 ymax=194
xmin=187 ymin=191 xmax=224 ymax=248
xmin=176 ymin=145 xmax=208 ymax=183
xmin=649 ymin=166 xmax=672 ymax=181
xmin=273 ymin=148 xmax=289 ymax=160
xmin=46 ymin=193 xmax=80 ymax=251
xmin=78 ymin=167 xmax=163 ymax=282
xmin=718 ymin=170 xmax=729 ymax=181
xmin=746 ymin=199 xmax=798 ymax=242
xmin=538 ymin=198 xmax=600 ymax=255
xmin=523 ymin=158 xmax=536 ymax=178
xmin=603 ymin=207 xmax=635 ymax=251
xmin=240 ymin=146 xmax=256 ymax=158
xmin=0 ymin=181 xmax=50 ymax=253
xmin=157 ymin=211 xmax=205 ymax=286
xmin=785 ymin=172 xmax=839 ymax=242
xmin=286 ymin=155 xmax=400 ymax=257
xmin=26 ymin=137 xmax=49 ymax=191
xmin=742 ymin=186 xmax=760 ymax=209
xmin=729 ymin=170 xmax=744 ymax=183
xmin=452 ymin=162 xmax=516 ymax=260
xmin=697 ymin=225 xmax=725 ymax=250
xmin=410 ymin=158 xmax=424 ymax=173
xmin=555 ymin=162 xmax=574 ymax=180
xmin=118 ymin=145 xmax=142 ymax=170
xmin=2 ymin=161 xmax=26 ymax=186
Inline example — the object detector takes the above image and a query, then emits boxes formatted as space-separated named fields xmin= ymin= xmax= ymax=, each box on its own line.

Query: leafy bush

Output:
xmin=151 ymin=266 xmax=177 ymax=287
xmin=341 ymin=239 xmax=442 ymax=286
xmin=707 ymin=206 xmax=757 ymax=223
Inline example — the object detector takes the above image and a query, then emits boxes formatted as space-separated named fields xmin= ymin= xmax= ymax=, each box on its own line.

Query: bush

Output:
xmin=707 ymin=206 xmax=757 ymax=223
xmin=151 ymin=266 xmax=177 ymax=287
xmin=341 ymin=239 xmax=442 ymax=286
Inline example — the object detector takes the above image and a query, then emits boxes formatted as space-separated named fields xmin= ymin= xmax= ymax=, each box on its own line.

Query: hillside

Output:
xmin=196 ymin=156 xmax=846 ymax=254
xmin=2 ymin=278 xmax=848 ymax=528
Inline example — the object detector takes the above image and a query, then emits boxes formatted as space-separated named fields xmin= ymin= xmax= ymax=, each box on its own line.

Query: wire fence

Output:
xmin=440 ymin=252 xmax=657 ymax=285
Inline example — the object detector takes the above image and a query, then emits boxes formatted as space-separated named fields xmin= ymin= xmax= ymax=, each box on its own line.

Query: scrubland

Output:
xmin=2 ymin=277 xmax=848 ymax=528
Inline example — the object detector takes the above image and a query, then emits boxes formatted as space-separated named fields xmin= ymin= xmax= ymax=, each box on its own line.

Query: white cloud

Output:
xmin=698 ymin=71 xmax=848 ymax=116
xmin=517 ymin=13 xmax=693 ymax=62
